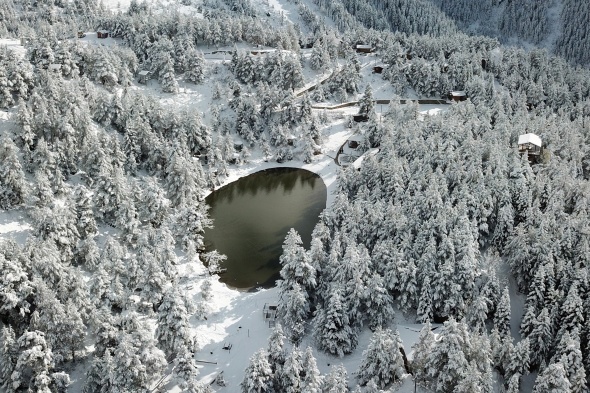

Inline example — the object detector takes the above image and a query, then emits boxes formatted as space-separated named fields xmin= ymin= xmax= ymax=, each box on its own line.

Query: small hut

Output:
xmin=353 ymin=114 xmax=369 ymax=122
xmin=448 ymin=91 xmax=467 ymax=102
xmin=355 ymin=44 xmax=374 ymax=54
xmin=77 ymin=31 xmax=86 ymax=38
xmin=518 ymin=133 xmax=542 ymax=156
xmin=20 ymin=37 xmax=31 ymax=46
xmin=262 ymin=303 xmax=278 ymax=327
xmin=97 ymin=30 xmax=109 ymax=39
xmin=372 ymin=65 xmax=384 ymax=74
xmin=137 ymin=70 xmax=151 ymax=84
xmin=287 ymin=134 xmax=296 ymax=146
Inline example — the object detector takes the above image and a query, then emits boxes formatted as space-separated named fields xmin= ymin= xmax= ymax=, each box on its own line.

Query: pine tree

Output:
xmin=528 ymin=307 xmax=553 ymax=366
xmin=358 ymin=85 xmax=374 ymax=118
xmin=494 ymin=286 xmax=511 ymax=338
xmin=313 ymin=284 xmax=357 ymax=357
xmin=424 ymin=319 xmax=470 ymax=393
xmin=161 ymin=54 xmax=179 ymax=94
xmin=322 ymin=365 xmax=349 ymax=393
xmin=301 ymin=347 xmax=323 ymax=393
xmin=267 ymin=324 xmax=287 ymax=374
xmin=241 ymin=349 xmax=274 ymax=393
xmin=532 ymin=360 xmax=571 ymax=393
xmin=365 ymin=272 xmax=395 ymax=330
xmin=280 ymin=282 xmax=309 ymax=345
xmin=0 ymin=137 xmax=27 ymax=209
xmin=11 ymin=331 xmax=54 ymax=392
xmin=173 ymin=353 xmax=207 ymax=393
xmin=185 ymin=49 xmax=205 ymax=84
xmin=357 ymin=328 xmax=406 ymax=388
xmin=411 ymin=321 xmax=435 ymax=387
xmin=278 ymin=348 xmax=303 ymax=393
xmin=156 ymin=288 xmax=195 ymax=356
xmin=0 ymin=326 xmax=17 ymax=392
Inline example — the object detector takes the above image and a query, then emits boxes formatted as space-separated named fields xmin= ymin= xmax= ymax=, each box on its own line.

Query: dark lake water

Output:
xmin=203 ymin=168 xmax=327 ymax=290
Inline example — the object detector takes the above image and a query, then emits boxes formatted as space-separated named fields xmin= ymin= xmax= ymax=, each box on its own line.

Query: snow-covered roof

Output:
xmin=97 ymin=30 xmax=109 ymax=34
xmin=356 ymin=44 xmax=372 ymax=49
xmin=48 ymin=64 xmax=61 ymax=71
xmin=138 ymin=70 xmax=150 ymax=76
xmin=450 ymin=91 xmax=466 ymax=97
xmin=518 ymin=133 xmax=542 ymax=147
xmin=348 ymin=134 xmax=364 ymax=143
xmin=352 ymin=148 xmax=379 ymax=170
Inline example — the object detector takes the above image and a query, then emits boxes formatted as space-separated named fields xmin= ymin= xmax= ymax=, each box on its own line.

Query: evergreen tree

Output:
xmin=267 ymin=324 xmax=287 ymax=374
xmin=0 ymin=137 xmax=27 ymax=209
xmin=313 ymin=284 xmax=357 ymax=357
xmin=532 ymin=360 xmax=571 ymax=393
xmin=411 ymin=321 xmax=435 ymax=388
xmin=11 ymin=331 xmax=55 ymax=392
xmin=156 ymin=288 xmax=195 ymax=356
xmin=278 ymin=348 xmax=303 ymax=393
xmin=185 ymin=49 xmax=205 ymax=84
xmin=322 ymin=365 xmax=349 ymax=393
xmin=357 ymin=328 xmax=406 ymax=388
xmin=161 ymin=54 xmax=179 ymax=94
xmin=494 ymin=286 xmax=511 ymax=338
xmin=241 ymin=349 xmax=274 ymax=393
xmin=358 ymin=85 xmax=375 ymax=118
xmin=0 ymin=326 xmax=17 ymax=392
xmin=301 ymin=347 xmax=323 ymax=393
xmin=424 ymin=319 xmax=470 ymax=392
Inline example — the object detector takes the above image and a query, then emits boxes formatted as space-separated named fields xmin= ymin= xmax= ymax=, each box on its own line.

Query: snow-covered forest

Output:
xmin=1 ymin=0 xmax=590 ymax=392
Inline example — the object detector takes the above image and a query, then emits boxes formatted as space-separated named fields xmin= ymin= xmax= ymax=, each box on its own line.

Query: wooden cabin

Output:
xmin=137 ymin=70 xmax=151 ymax=84
xmin=373 ymin=66 xmax=384 ymax=74
xmin=448 ymin=91 xmax=467 ymax=102
xmin=353 ymin=114 xmax=369 ymax=122
xmin=20 ymin=37 xmax=31 ymax=46
xmin=287 ymin=134 xmax=296 ymax=146
xmin=355 ymin=44 xmax=374 ymax=54
xmin=77 ymin=31 xmax=86 ymax=38
xmin=97 ymin=30 xmax=109 ymax=39
xmin=263 ymin=303 xmax=278 ymax=327
xmin=518 ymin=133 xmax=542 ymax=156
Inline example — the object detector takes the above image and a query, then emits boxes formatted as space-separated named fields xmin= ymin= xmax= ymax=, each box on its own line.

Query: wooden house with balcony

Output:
xmin=518 ymin=133 xmax=542 ymax=158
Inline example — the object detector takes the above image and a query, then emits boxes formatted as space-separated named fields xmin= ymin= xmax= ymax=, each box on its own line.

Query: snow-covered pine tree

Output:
xmin=277 ymin=348 xmax=303 ymax=393
xmin=279 ymin=282 xmax=309 ymax=345
xmin=156 ymin=288 xmax=195 ymax=356
xmin=424 ymin=319 xmax=470 ymax=393
xmin=313 ymin=284 xmax=357 ymax=357
xmin=322 ymin=364 xmax=349 ymax=393
xmin=267 ymin=323 xmax=287 ymax=375
xmin=358 ymin=85 xmax=374 ymax=118
xmin=185 ymin=49 xmax=205 ymax=84
xmin=160 ymin=54 xmax=179 ymax=94
xmin=0 ymin=137 xmax=27 ymax=209
xmin=11 ymin=331 xmax=55 ymax=392
xmin=494 ymin=286 xmax=511 ymax=338
xmin=301 ymin=347 xmax=323 ymax=393
xmin=357 ymin=328 xmax=406 ymax=388
xmin=410 ymin=321 xmax=435 ymax=388
xmin=365 ymin=272 xmax=395 ymax=330
xmin=0 ymin=326 xmax=17 ymax=392
xmin=532 ymin=360 xmax=571 ymax=393
xmin=173 ymin=352 xmax=209 ymax=393
xmin=241 ymin=349 xmax=274 ymax=393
